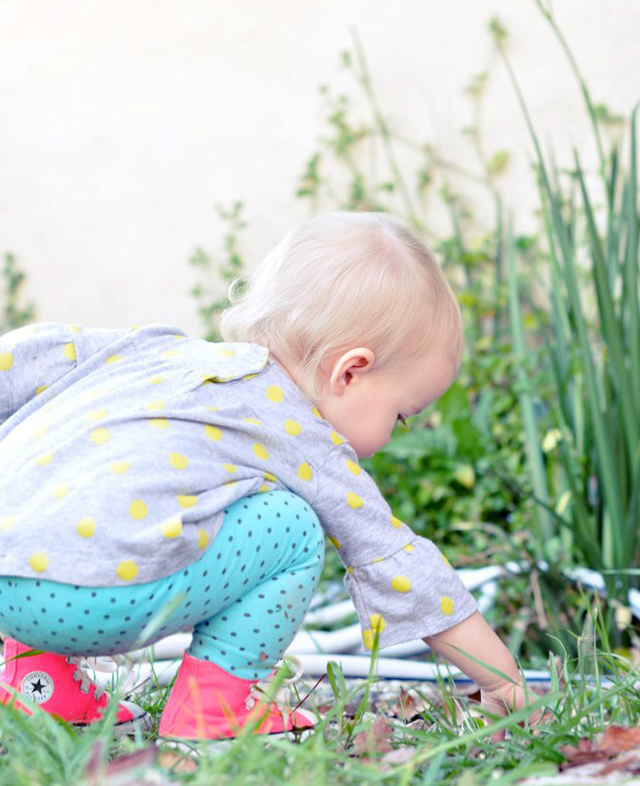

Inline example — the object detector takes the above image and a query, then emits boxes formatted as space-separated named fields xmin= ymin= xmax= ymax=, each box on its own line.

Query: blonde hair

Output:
xmin=220 ymin=212 xmax=462 ymax=398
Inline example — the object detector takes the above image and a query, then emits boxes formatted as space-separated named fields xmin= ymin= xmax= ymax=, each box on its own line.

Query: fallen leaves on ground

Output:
xmin=560 ymin=725 xmax=640 ymax=777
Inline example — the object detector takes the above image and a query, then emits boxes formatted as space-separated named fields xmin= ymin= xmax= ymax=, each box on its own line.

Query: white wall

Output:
xmin=1 ymin=0 xmax=638 ymax=334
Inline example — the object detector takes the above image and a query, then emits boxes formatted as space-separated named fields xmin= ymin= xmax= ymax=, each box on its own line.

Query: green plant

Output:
xmin=1 ymin=254 xmax=35 ymax=334
xmin=190 ymin=202 xmax=248 ymax=341
xmin=499 ymin=4 xmax=639 ymax=643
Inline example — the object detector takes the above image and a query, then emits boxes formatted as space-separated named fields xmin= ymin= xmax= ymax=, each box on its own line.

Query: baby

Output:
xmin=0 ymin=212 xmax=535 ymax=739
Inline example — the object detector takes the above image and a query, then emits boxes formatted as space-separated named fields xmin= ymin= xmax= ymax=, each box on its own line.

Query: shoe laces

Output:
xmin=245 ymin=656 xmax=304 ymax=712
xmin=66 ymin=655 xmax=125 ymax=699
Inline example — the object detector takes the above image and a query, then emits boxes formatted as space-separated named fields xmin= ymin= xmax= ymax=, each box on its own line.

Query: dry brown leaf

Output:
xmin=600 ymin=751 xmax=640 ymax=776
xmin=560 ymin=739 xmax=608 ymax=769
xmin=380 ymin=747 xmax=416 ymax=769
xmin=158 ymin=751 xmax=199 ymax=773
xmin=560 ymin=726 xmax=640 ymax=771
xmin=598 ymin=725 xmax=640 ymax=755
xmin=353 ymin=716 xmax=393 ymax=756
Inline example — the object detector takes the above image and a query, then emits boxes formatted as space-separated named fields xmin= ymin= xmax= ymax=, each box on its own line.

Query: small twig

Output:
xmin=530 ymin=568 xmax=549 ymax=630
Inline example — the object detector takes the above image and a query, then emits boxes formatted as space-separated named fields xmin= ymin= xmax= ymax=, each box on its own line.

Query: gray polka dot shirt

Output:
xmin=0 ymin=323 xmax=477 ymax=649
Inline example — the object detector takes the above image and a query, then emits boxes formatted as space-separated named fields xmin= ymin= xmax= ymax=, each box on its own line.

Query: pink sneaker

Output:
xmin=0 ymin=638 xmax=152 ymax=736
xmin=158 ymin=652 xmax=316 ymax=740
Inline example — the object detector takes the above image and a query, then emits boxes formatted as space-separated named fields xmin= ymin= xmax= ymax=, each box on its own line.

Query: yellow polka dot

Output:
xmin=0 ymin=515 xmax=19 ymax=532
xmin=392 ymin=575 xmax=412 ymax=593
xmin=110 ymin=460 xmax=130 ymax=474
xmin=63 ymin=342 xmax=76 ymax=361
xmin=161 ymin=349 xmax=181 ymax=358
xmin=145 ymin=401 xmax=165 ymax=411
xmin=208 ymin=405 xmax=219 ymax=412
xmin=441 ymin=553 xmax=451 ymax=567
xmin=258 ymin=484 xmax=270 ymax=493
xmin=284 ymin=420 xmax=302 ymax=436
xmin=161 ymin=518 xmax=183 ymax=538
xmin=362 ymin=629 xmax=374 ymax=650
xmin=328 ymin=535 xmax=341 ymax=550
xmin=391 ymin=515 xmax=404 ymax=528
xmin=441 ymin=596 xmax=455 ymax=616
xmin=169 ymin=452 xmax=188 ymax=470
xmin=347 ymin=565 xmax=354 ymax=574
xmin=222 ymin=463 xmax=237 ymax=474
xmin=76 ymin=517 xmax=96 ymax=538
xmin=218 ymin=348 xmax=236 ymax=357
xmin=264 ymin=471 xmax=277 ymax=482
xmin=90 ymin=427 xmax=110 ymax=445
xmin=178 ymin=495 xmax=197 ymax=508
xmin=243 ymin=373 xmax=257 ymax=381
xmin=68 ymin=324 xmax=81 ymax=332
xmin=330 ymin=431 xmax=344 ymax=446
xmin=32 ymin=424 xmax=48 ymax=438
xmin=266 ymin=385 xmax=284 ymax=403
xmin=244 ymin=417 xmax=262 ymax=425
xmin=0 ymin=352 xmax=14 ymax=371
xmin=225 ymin=480 xmax=238 ymax=488
xmin=117 ymin=560 xmax=138 ymax=581
xmin=198 ymin=528 xmax=209 ymax=550
xmin=35 ymin=385 xmax=48 ymax=395
xmin=312 ymin=407 xmax=322 ymax=418
xmin=346 ymin=458 xmax=361 ymax=475
xmin=150 ymin=418 xmax=169 ymax=429
xmin=130 ymin=499 xmax=148 ymax=520
xmin=29 ymin=552 xmax=48 ymax=573
xmin=297 ymin=462 xmax=313 ymax=481
xmin=205 ymin=425 xmax=222 ymax=441
xmin=403 ymin=543 xmax=415 ymax=553
xmin=372 ymin=557 xmax=384 ymax=563
xmin=347 ymin=492 xmax=363 ymax=509
xmin=88 ymin=409 xmax=107 ymax=421
xmin=369 ymin=614 xmax=386 ymax=632
xmin=52 ymin=482 xmax=70 ymax=499
xmin=106 ymin=354 xmax=122 ymax=364
xmin=147 ymin=375 xmax=163 ymax=384
xmin=253 ymin=443 xmax=269 ymax=461
xmin=36 ymin=452 xmax=54 ymax=466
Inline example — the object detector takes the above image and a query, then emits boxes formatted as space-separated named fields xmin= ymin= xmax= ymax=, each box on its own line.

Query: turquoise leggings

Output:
xmin=0 ymin=492 xmax=325 ymax=680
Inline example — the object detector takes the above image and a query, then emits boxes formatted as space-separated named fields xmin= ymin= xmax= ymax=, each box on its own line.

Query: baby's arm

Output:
xmin=424 ymin=611 xmax=540 ymax=730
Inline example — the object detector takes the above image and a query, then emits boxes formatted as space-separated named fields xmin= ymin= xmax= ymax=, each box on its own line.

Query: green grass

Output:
xmin=2 ymin=635 xmax=640 ymax=785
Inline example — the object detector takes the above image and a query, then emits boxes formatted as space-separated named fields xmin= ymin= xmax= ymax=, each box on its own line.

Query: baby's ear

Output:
xmin=328 ymin=348 xmax=375 ymax=393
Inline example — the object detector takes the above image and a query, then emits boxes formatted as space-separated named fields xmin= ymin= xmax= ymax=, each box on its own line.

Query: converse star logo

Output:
xmin=21 ymin=671 xmax=54 ymax=704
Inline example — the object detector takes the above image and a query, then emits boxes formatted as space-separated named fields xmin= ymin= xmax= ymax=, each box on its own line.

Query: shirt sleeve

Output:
xmin=0 ymin=323 xmax=128 ymax=427
xmin=309 ymin=443 xmax=478 ymax=650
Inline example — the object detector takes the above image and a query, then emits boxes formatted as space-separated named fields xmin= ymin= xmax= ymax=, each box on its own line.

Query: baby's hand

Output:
xmin=480 ymin=681 xmax=544 ymax=741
